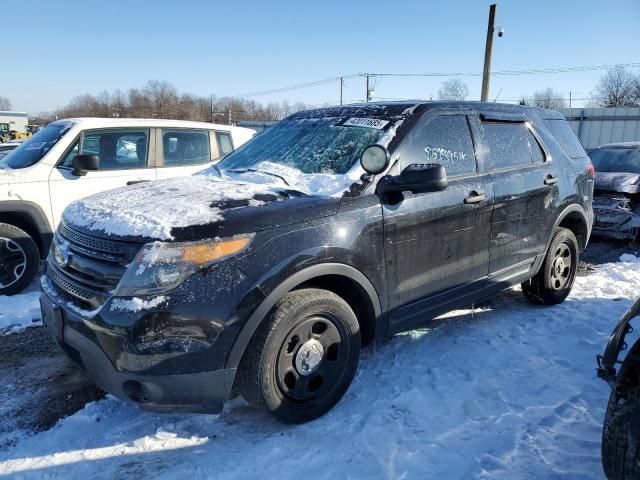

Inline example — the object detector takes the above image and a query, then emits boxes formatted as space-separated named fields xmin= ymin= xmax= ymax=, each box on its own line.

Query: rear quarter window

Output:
xmin=543 ymin=119 xmax=586 ymax=159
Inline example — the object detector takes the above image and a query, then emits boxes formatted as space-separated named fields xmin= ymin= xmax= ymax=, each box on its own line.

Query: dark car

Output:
xmin=40 ymin=101 xmax=594 ymax=423
xmin=597 ymin=297 xmax=640 ymax=480
xmin=589 ymin=142 xmax=640 ymax=243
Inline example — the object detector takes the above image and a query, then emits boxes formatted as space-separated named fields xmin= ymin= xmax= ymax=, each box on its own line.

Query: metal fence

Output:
xmin=560 ymin=107 xmax=640 ymax=150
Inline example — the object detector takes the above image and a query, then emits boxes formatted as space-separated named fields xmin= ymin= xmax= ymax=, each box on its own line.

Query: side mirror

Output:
xmin=72 ymin=154 xmax=99 ymax=176
xmin=360 ymin=144 xmax=390 ymax=175
xmin=377 ymin=163 xmax=448 ymax=194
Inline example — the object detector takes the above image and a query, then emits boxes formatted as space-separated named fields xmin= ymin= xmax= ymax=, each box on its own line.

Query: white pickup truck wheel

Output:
xmin=0 ymin=223 xmax=40 ymax=296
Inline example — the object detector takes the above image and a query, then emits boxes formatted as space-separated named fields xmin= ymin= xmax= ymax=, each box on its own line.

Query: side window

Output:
xmin=161 ymin=130 xmax=211 ymax=166
xmin=76 ymin=129 xmax=149 ymax=170
xmin=215 ymin=131 xmax=234 ymax=157
xmin=60 ymin=140 xmax=80 ymax=167
xmin=543 ymin=119 xmax=586 ymax=159
xmin=482 ymin=122 xmax=533 ymax=170
xmin=399 ymin=115 xmax=477 ymax=177
xmin=526 ymin=129 xmax=545 ymax=164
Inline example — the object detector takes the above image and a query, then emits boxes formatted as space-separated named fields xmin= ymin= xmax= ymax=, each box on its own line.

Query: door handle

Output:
xmin=464 ymin=191 xmax=487 ymax=204
xmin=544 ymin=175 xmax=559 ymax=185
xmin=127 ymin=180 xmax=149 ymax=186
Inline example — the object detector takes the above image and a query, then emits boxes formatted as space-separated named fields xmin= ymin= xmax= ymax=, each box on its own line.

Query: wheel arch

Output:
xmin=225 ymin=263 xmax=383 ymax=370
xmin=0 ymin=201 xmax=53 ymax=259
xmin=551 ymin=204 xmax=590 ymax=252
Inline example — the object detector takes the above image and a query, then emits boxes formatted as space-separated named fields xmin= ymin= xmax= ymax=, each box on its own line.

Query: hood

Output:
xmin=594 ymin=171 xmax=640 ymax=194
xmin=63 ymin=175 xmax=342 ymax=242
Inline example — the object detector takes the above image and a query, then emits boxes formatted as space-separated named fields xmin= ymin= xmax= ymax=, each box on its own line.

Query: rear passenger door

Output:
xmin=478 ymin=113 xmax=560 ymax=277
xmin=155 ymin=128 xmax=219 ymax=179
xmin=382 ymin=111 xmax=494 ymax=330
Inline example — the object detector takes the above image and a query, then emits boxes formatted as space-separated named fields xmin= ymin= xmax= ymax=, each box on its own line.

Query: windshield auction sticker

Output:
xmin=343 ymin=117 xmax=389 ymax=129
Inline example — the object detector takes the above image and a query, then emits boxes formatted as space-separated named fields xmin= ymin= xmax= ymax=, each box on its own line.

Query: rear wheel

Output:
xmin=0 ymin=223 xmax=40 ymax=296
xmin=602 ymin=340 xmax=640 ymax=480
xmin=238 ymin=288 xmax=360 ymax=423
xmin=522 ymin=227 xmax=578 ymax=305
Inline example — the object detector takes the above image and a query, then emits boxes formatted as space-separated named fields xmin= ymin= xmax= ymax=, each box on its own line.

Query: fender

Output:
xmin=549 ymin=203 xmax=590 ymax=249
xmin=224 ymin=262 xmax=383 ymax=369
xmin=530 ymin=203 xmax=590 ymax=276
xmin=0 ymin=200 xmax=53 ymax=258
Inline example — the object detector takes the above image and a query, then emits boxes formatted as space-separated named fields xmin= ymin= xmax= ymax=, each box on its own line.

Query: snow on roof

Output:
xmin=598 ymin=141 xmax=640 ymax=149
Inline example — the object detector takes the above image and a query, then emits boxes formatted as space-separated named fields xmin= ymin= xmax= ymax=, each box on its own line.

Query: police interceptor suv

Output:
xmin=41 ymin=102 xmax=594 ymax=423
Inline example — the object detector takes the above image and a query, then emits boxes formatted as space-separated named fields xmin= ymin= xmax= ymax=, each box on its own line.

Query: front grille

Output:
xmin=47 ymin=222 xmax=145 ymax=310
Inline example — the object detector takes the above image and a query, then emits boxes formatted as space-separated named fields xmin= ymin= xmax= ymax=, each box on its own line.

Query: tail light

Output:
xmin=587 ymin=162 xmax=595 ymax=178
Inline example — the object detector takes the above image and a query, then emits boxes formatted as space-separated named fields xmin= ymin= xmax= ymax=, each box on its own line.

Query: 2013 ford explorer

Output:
xmin=41 ymin=102 xmax=594 ymax=423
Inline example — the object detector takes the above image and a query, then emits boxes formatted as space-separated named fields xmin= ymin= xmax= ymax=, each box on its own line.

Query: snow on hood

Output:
xmin=63 ymin=165 xmax=363 ymax=241
xmin=63 ymin=176 xmax=287 ymax=240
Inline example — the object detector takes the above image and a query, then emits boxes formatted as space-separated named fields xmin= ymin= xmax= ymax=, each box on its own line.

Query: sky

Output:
xmin=3 ymin=0 xmax=639 ymax=113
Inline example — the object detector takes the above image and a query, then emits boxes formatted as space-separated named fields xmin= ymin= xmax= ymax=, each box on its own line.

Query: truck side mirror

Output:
xmin=72 ymin=154 xmax=99 ymax=176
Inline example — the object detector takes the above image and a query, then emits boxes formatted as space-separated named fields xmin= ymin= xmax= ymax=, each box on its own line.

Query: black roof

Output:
xmin=290 ymin=100 xmax=564 ymax=120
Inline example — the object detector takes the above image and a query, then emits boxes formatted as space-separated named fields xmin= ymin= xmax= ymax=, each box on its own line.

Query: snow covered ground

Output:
xmin=0 ymin=282 xmax=41 ymax=335
xmin=1 ymin=256 xmax=639 ymax=479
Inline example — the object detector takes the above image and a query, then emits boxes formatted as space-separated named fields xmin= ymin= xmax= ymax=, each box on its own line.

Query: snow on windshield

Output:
xmin=217 ymin=116 xmax=386 ymax=175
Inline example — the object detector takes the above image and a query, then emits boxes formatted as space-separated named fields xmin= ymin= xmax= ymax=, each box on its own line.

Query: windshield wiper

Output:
xmin=226 ymin=168 xmax=290 ymax=186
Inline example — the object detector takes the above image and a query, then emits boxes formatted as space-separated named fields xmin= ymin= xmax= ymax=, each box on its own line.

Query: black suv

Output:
xmin=40 ymin=102 xmax=594 ymax=423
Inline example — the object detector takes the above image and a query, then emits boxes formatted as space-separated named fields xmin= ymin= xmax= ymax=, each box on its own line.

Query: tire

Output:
xmin=0 ymin=223 xmax=40 ymax=296
xmin=238 ymin=288 xmax=361 ymax=423
xmin=522 ymin=227 xmax=578 ymax=305
xmin=601 ymin=341 xmax=640 ymax=480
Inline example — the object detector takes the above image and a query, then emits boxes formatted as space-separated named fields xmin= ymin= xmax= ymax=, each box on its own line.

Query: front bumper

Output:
xmin=592 ymin=194 xmax=640 ymax=240
xmin=40 ymin=289 xmax=236 ymax=413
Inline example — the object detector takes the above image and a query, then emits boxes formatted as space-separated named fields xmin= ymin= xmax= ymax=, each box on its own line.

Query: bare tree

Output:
xmin=0 ymin=96 xmax=12 ymax=110
xmin=528 ymin=87 xmax=567 ymax=109
xmin=591 ymin=66 xmax=640 ymax=107
xmin=437 ymin=79 xmax=469 ymax=101
xmin=53 ymin=81 xmax=309 ymax=124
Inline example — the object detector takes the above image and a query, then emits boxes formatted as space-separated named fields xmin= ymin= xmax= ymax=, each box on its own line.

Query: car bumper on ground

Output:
xmin=40 ymin=290 xmax=236 ymax=414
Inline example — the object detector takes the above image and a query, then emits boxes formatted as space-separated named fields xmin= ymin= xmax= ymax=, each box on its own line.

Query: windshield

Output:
xmin=0 ymin=123 xmax=72 ymax=169
xmin=217 ymin=116 xmax=388 ymax=175
xmin=589 ymin=148 xmax=640 ymax=173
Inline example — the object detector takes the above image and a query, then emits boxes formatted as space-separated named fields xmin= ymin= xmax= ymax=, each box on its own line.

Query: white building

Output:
xmin=0 ymin=111 xmax=29 ymax=134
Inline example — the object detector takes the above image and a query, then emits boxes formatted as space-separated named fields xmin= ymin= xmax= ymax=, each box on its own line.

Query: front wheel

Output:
xmin=0 ymin=223 xmax=40 ymax=296
xmin=522 ymin=227 xmax=578 ymax=305
xmin=238 ymin=288 xmax=361 ymax=423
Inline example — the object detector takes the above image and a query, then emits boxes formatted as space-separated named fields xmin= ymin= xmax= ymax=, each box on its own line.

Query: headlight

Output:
xmin=115 ymin=234 xmax=254 ymax=296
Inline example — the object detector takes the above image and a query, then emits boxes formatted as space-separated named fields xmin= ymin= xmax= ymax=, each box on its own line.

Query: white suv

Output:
xmin=0 ymin=117 xmax=255 ymax=295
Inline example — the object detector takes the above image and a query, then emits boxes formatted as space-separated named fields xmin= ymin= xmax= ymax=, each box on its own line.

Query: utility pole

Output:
xmin=480 ymin=4 xmax=497 ymax=102
xmin=365 ymin=74 xmax=370 ymax=103
xmin=340 ymin=77 xmax=344 ymax=105
xmin=209 ymin=95 xmax=214 ymax=123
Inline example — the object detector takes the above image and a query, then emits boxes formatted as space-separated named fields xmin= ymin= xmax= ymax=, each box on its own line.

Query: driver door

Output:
xmin=48 ymin=128 xmax=157 ymax=228
xmin=382 ymin=111 xmax=494 ymax=332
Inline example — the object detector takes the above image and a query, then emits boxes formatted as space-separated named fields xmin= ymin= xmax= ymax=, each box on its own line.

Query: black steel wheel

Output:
xmin=239 ymin=288 xmax=360 ymax=423
xmin=0 ymin=223 xmax=40 ymax=296
xmin=522 ymin=227 xmax=578 ymax=305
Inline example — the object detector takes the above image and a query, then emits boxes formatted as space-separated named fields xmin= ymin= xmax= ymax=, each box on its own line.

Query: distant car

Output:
xmin=0 ymin=142 xmax=20 ymax=161
xmin=597 ymin=297 xmax=640 ymax=480
xmin=0 ymin=118 xmax=255 ymax=295
xmin=589 ymin=142 xmax=640 ymax=243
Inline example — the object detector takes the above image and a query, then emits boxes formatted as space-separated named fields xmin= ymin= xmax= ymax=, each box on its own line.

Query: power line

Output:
xmin=234 ymin=62 xmax=640 ymax=98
